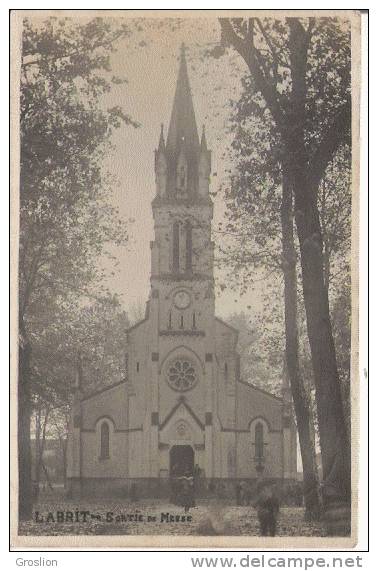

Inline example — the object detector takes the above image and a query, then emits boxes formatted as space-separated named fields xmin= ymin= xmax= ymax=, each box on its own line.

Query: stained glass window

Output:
xmin=167 ymin=359 xmax=197 ymax=392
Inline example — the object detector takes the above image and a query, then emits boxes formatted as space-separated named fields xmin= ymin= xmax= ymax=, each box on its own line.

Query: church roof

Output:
xmin=238 ymin=379 xmax=283 ymax=402
xmin=166 ymin=44 xmax=200 ymax=163
xmin=80 ymin=380 xmax=127 ymax=402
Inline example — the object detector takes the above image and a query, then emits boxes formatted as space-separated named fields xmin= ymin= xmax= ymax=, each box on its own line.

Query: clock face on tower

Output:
xmin=173 ymin=290 xmax=191 ymax=309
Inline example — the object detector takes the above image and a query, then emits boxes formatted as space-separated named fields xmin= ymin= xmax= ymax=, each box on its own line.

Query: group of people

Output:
xmin=170 ymin=474 xmax=197 ymax=512
xmin=174 ymin=475 xmax=196 ymax=513
xmin=170 ymin=466 xmax=280 ymax=536
xmin=170 ymin=463 xmax=201 ymax=512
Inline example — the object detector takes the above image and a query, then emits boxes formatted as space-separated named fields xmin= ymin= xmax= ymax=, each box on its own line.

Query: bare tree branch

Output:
xmin=219 ymin=18 xmax=284 ymax=129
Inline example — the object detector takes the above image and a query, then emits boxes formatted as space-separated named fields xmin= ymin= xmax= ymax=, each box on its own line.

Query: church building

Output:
xmin=67 ymin=47 xmax=297 ymax=498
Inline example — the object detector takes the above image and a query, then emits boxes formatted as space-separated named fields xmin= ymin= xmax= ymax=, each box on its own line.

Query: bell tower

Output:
xmin=147 ymin=46 xmax=217 ymax=479
xmin=151 ymin=44 xmax=213 ymax=283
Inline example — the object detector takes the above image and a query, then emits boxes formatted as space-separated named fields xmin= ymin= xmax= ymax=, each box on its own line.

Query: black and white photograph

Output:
xmin=10 ymin=9 xmax=362 ymax=548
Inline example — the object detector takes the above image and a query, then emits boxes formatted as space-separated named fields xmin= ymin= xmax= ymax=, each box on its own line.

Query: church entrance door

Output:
xmin=169 ymin=445 xmax=194 ymax=477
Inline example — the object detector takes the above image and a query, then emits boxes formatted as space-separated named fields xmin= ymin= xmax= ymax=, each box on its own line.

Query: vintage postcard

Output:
xmin=10 ymin=9 xmax=362 ymax=548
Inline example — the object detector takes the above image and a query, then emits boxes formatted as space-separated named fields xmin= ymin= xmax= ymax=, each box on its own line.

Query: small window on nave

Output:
xmin=100 ymin=421 xmax=110 ymax=460
xmin=254 ymin=422 xmax=264 ymax=460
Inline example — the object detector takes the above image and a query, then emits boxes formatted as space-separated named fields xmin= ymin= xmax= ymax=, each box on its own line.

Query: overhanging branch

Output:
xmin=219 ymin=18 xmax=284 ymax=129
xmin=309 ymin=97 xmax=351 ymax=187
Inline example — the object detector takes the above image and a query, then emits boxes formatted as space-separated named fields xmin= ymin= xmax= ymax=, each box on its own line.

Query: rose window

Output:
xmin=167 ymin=359 xmax=197 ymax=392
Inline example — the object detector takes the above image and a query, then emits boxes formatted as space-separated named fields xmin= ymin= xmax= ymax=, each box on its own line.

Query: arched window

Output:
xmin=185 ymin=221 xmax=192 ymax=272
xmin=178 ymin=165 xmax=187 ymax=190
xmin=100 ymin=421 xmax=110 ymax=459
xmin=176 ymin=162 xmax=187 ymax=194
xmin=254 ymin=422 xmax=264 ymax=459
xmin=173 ymin=221 xmax=180 ymax=272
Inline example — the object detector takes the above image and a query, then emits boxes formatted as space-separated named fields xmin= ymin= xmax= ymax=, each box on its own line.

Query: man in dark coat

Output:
xmin=255 ymin=484 xmax=280 ymax=536
xmin=180 ymin=475 xmax=195 ymax=513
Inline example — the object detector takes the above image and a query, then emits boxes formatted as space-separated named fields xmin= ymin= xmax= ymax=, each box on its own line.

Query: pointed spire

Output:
xmin=180 ymin=41 xmax=186 ymax=59
xmin=157 ymin=123 xmax=165 ymax=153
xmin=166 ymin=44 xmax=199 ymax=159
xmin=200 ymin=124 xmax=208 ymax=151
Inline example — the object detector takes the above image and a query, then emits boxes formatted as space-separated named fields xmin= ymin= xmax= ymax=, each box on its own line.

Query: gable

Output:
xmin=236 ymin=381 xmax=283 ymax=432
xmin=159 ymin=400 xmax=205 ymax=446
xmin=81 ymin=383 xmax=128 ymax=431
xmin=160 ymin=399 xmax=204 ymax=430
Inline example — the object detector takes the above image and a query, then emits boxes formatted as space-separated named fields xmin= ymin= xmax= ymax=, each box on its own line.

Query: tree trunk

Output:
xmin=41 ymin=462 xmax=54 ymax=492
xmin=18 ymin=323 xmax=33 ymax=521
xmin=35 ymin=405 xmax=50 ymax=499
xmin=290 ymin=161 xmax=351 ymax=532
xmin=281 ymin=171 xmax=321 ymax=520
xmin=286 ymin=22 xmax=351 ymax=534
xmin=34 ymin=408 xmax=41 ymax=500
xmin=218 ymin=15 xmax=351 ymax=533
xmin=62 ymin=438 xmax=67 ymax=488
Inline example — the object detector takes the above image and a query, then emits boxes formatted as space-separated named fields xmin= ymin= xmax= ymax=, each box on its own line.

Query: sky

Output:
xmin=94 ymin=16 xmax=272 ymax=321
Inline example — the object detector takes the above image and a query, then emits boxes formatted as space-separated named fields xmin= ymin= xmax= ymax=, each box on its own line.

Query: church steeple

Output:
xmin=166 ymin=44 xmax=200 ymax=159
xmin=200 ymin=124 xmax=208 ymax=151
xmin=161 ymin=44 xmax=201 ymax=198
xmin=157 ymin=123 xmax=165 ymax=153
xmin=154 ymin=45 xmax=211 ymax=202
xmin=151 ymin=47 xmax=213 ymax=279
xmin=155 ymin=123 xmax=167 ymax=197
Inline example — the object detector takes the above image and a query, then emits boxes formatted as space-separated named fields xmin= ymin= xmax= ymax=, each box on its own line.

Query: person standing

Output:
xmin=255 ymin=484 xmax=280 ymax=536
xmin=181 ymin=476 xmax=195 ymax=513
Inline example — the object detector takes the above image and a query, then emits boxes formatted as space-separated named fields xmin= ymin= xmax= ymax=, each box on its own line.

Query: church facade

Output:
xmin=67 ymin=49 xmax=297 ymax=498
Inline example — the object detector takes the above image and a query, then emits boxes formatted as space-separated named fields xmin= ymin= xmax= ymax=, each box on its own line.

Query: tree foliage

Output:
xmin=20 ymin=17 xmax=137 ymax=329
xmin=18 ymin=16 xmax=138 ymax=518
xmin=225 ymin=311 xmax=283 ymax=396
xmin=217 ymin=15 xmax=352 ymax=518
